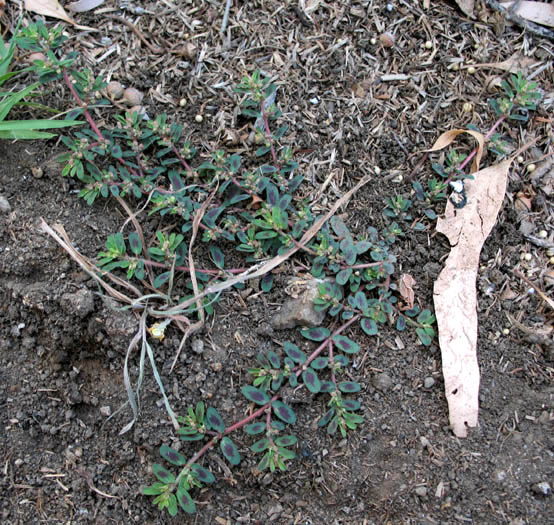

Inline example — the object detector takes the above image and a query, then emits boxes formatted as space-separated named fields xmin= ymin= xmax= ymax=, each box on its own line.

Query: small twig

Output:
xmin=221 ymin=0 xmax=233 ymax=34
xmin=511 ymin=269 xmax=554 ymax=311
xmin=107 ymin=16 xmax=165 ymax=54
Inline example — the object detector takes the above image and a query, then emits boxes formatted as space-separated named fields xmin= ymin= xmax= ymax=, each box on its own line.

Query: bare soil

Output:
xmin=1 ymin=1 xmax=553 ymax=524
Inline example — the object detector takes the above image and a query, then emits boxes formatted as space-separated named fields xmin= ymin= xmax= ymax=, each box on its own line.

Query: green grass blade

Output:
xmin=0 ymin=119 xmax=82 ymax=131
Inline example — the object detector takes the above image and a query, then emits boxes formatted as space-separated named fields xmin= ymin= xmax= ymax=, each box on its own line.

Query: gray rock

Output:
xmin=415 ymin=486 xmax=428 ymax=497
xmin=372 ymin=373 xmax=393 ymax=392
xmin=60 ymin=289 xmax=95 ymax=319
xmin=424 ymin=376 xmax=435 ymax=388
xmin=271 ymin=278 xmax=329 ymax=329
xmin=191 ymin=338 xmax=204 ymax=354
xmin=0 ymin=194 xmax=11 ymax=213
xmin=531 ymin=481 xmax=551 ymax=496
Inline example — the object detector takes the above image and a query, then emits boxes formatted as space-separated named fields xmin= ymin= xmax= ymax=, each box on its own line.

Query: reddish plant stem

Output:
xmin=170 ymin=144 xmax=194 ymax=173
xmin=260 ymin=102 xmax=279 ymax=167
xmin=328 ymin=341 xmax=336 ymax=385
xmin=182 ymin=314 xmax=361 ymax=470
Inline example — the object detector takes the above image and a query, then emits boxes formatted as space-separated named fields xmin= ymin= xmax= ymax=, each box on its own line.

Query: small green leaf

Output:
xmin=205 ymin=407 xmax=225 ymax=433
xmin=318 ymin=408 xmax=335 ymax=427
xmin=176 ymin=487 xmax=196 ymax=514
xmin=338 ymin=381 xmax=361 ymax=393
xmin=283 ymin=341 xmax=306 ymax=364
xmin=310 ymin=356 xmax=328 ymax=369
xmin=190 ymin=463 xmax=215 ymax=484
xmin=271 ymin=420 xmax=285 ymax=431
xmin=244 ymin=422 xmax=266 ymax=435
xmin=330 ymin=216 xmax=350 ymax=238
xmin=250 ymin=437 xmax=271 ymax=453
xmin=127 ymin=232 xmax=142 ymax=255
xmin=333 ymin=335 xmax=360 ymax=354
xmin=336 ymin=268 xmax=352 ymax=285
xmin=241 ymin=385 xmax=270 ymax=405
xmin=209 ymin=245 xmax=225 ymax=269
xmin=302 ymin=367 xmax=321 ymax=393
xmin=266 ymin=351 xmax=281 ymax=369
xmin=301 ymin=326 xmax=330 ymax=342
xmin=319 ymin=380 xmax=336 ymax=393
xmin=152 ymin=463 xmax=175 ymax=483
xmin=261 ymin=273 xmax=274 ymax=292
xmin=272 ymin=400 xmax=296 ymax=424
xmin=159 ymin=445 xmax=186 ymax=466
xmin=142 ymin=482 xmax=167 ymax=495
xmin=416 ymin=328 xmax=432 ymax=346
xmin=220 ymin=436 xmax=241 ymax=465
xmin=360 ymin=317 xmax=378 ymax=336
xmin=274 ymin=435 xmax=297 ymax=447
xmin=342 ymin=399 xmax=361 ymax=411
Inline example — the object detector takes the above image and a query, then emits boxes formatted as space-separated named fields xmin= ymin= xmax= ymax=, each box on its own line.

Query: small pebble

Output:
xmin=531 ymin=481 xmax=551 ymax=496
xmin=194 ymin=114 xmax=203 ymax=123
xmin=423 ymin=377 xmax=435 ymax=388
xmin=372 ymin=373 xmax=393 ymax=392
xmin=415 ymin=486 xmax=428 ymax=497
xmin=0 ymin=194 xmax=11 ymax=214
xmin=100 ymin=406 xmax=111 ymax=416
xmin=192 ymin=338 xmax=204 ymax=354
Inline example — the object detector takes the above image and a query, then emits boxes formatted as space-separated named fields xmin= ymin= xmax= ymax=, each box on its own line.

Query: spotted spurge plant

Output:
xmin=15 ymin=21 xmax=443 ymax=517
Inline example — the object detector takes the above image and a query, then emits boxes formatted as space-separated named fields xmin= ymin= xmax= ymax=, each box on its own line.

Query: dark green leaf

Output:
xmin=319 ymin=380 xmax=336 ymax=393
xmin=241 ymin=385 xmax=270 ymax=406
xmin=274 ymin=435 xmax=297 ymax=447
xmin=209 ymin=245 xmax=225 ymax=269
xmin=266 ymin=351 xmax=280 ymax=369
xmin=178 ymin=431 xmax=204 ymax=441
xmin=271 ymin=420 xmax=285 ymax=431
xmin=354 ymin=291 xmax=368 ymax=312
xmin=244 ymin=422 xmax=266 ymax=435
xmin=227 ymin=154 xmax=241 ymax=173
xmin=310 ymin=356 xmax=328 ymax=370
xmin=190 ymin=463 xmax=215 ymax=484
xmin=360 ymin=317 xmax=378 ymax=336
xmin=336 ymin=268 xmax=352 ymax=285
xmin=153 ymin=272 xmax=171 ymax=289
xmin=250 ymin=437 xmax=271 ymax=453
xmin=283 ymin=342 xmax=306 ymax=364
xmin=330 ymin=216 xmax=350 ymax=238
xmin=176 ymin=487 xmax=196 ymax=514
xmin=318 ymin=407 xmax=335 ymax=427
xmin=159 ymin=444 xmax=186 ymax=466
xmin=333 ymin=335 xmax=360 ymax=354
xmin=340 ymin=238 xmax=357 ymax=265
xmin=416 ymin=328 xmax=432 ymax=346
xmin=272 ymin=400 xmax=296 ymax=424
xmin=152 ymin=463 xmax=175 ymax=483
xmin=128 ymin=232 xmax=142 ymax=255
xmin=261 ymin=273 xmax=274 ymax=292
xmin=338 ymin=381 xmax=361 ymax=393
xmin=220 ymin=437 xmax=241 ymax=465
xmin=342 ymin=399 xmax=361 ymax=411
xmin=302 ymin=367 xmax=321 ymax=393
xmin=205 ymin=407 xmax=225 ymax=433
xmin=301 ymin=326 xmax=330 ymax=342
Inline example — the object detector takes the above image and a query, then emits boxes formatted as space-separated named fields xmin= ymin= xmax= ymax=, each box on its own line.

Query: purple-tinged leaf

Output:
xmin=261 ymin=273 xmax=274 ymax=292
xmin=338 ymin=381 xmax=361 ymax=393
xmin=333 ymin=354 xmax=349 ymax=367
xmin=336 ymin=268 xmax=352 ymax=285
xmin=319 ymin=380 xmax=336 ymax=393
xmin=301 ymin=326 xmax=330 ymax=342
xmin=209 ymin=245 xmax=224 ymax=269
xmin=176 ymin=487 xmax=196 ymax=514
xmin=310 ymin=356 xmax=328 ymax=370
xmin=152 ymin=463 xmax=175 ymax=483
xmin=283 ymin=342 xmax=306 ymax=364
xmin=241 ymin=385 xmax=270 ymax=406
xmin=190 ymin=463 xmax=215 ymax=484
xmin=330 ymin=216 xmax=350 ymax=238
xmin=318 ymin=408 xmax=335 ymax=427
xmin=244 ymin=422 xmax=266 ymax=435
xmin=340 ymin=237 xmax=357 ymax=265
xmin=333 ymin=335 xmax=360 ymax=354
xmin=274 ymin=435 xmax=297 ymax=447
xmin=205 ymin=407 xmax=225 ymax=433
xmin=250 ymin=437 xmax=271 ymax=453
xmin=271 ymin=420 xmax=285 ymax=431
xmin=360 ymin=317 xmax=378 ymax=336
xmin=168 ymin=171 xmax=185 ymax=191
xmin=159 ymin=444 xmax=186 ymax=466
xmin=220 ymin=437 xmax=241 ymax=465
xmin=342 ymin=399 xmax=361 ymax=411
xmin=272 ymin=400 xmax=296 ymax=424
xmin=354 ymin=291 xmax=368 ymax=312
xmin=302 ymin=368 xmax=321 ymax=393
xmin=266 ymin=351 xmax=281 ymax=369
xmin=127 ymin=232 xmax=142 ymax=255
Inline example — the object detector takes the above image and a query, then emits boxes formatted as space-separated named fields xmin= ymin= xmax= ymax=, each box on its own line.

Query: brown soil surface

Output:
xmin=1 ymin=2 xmax=553 ymax=524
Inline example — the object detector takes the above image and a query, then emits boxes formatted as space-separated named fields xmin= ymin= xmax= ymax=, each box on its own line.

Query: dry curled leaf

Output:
xmin=501 ymin=1 xmax=554 ymax=28
xmin=454 ymin=0 xmax=475 ymax=18
xmin=24 ymin=0 xmax=97 ymax=31
xmin=67 ymin=0 xmax=104 ymax=13
xmin=425 ymin=129 xmax=485 ymax=173
xmin=398 ymin=273 xmax=416 ymax=310
xmin=433 ymin=158 xmax=514 ymax=437
xmin=471 ymin=52 xmax=538 ymax=75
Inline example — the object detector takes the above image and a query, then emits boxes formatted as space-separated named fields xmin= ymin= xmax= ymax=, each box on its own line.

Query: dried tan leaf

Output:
xmin=434 ymin=158 xmax=514 ymax=437
xmin=24 ymin=0 xmax=97 ymax=31
xmin=67 ymin=0 xmax=104 ymax=12
xmin=471 ymin=52 xmax=538 ymax=75
xmin=454 ymin=0 xmax=474 ymax=18
xmin=425 ymin=129 xmax=485 ymax=173
xmin=398 ymin=273 xmax=416 ymax=310
xmin=501 ymin=1 xmax=554 ymax=27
